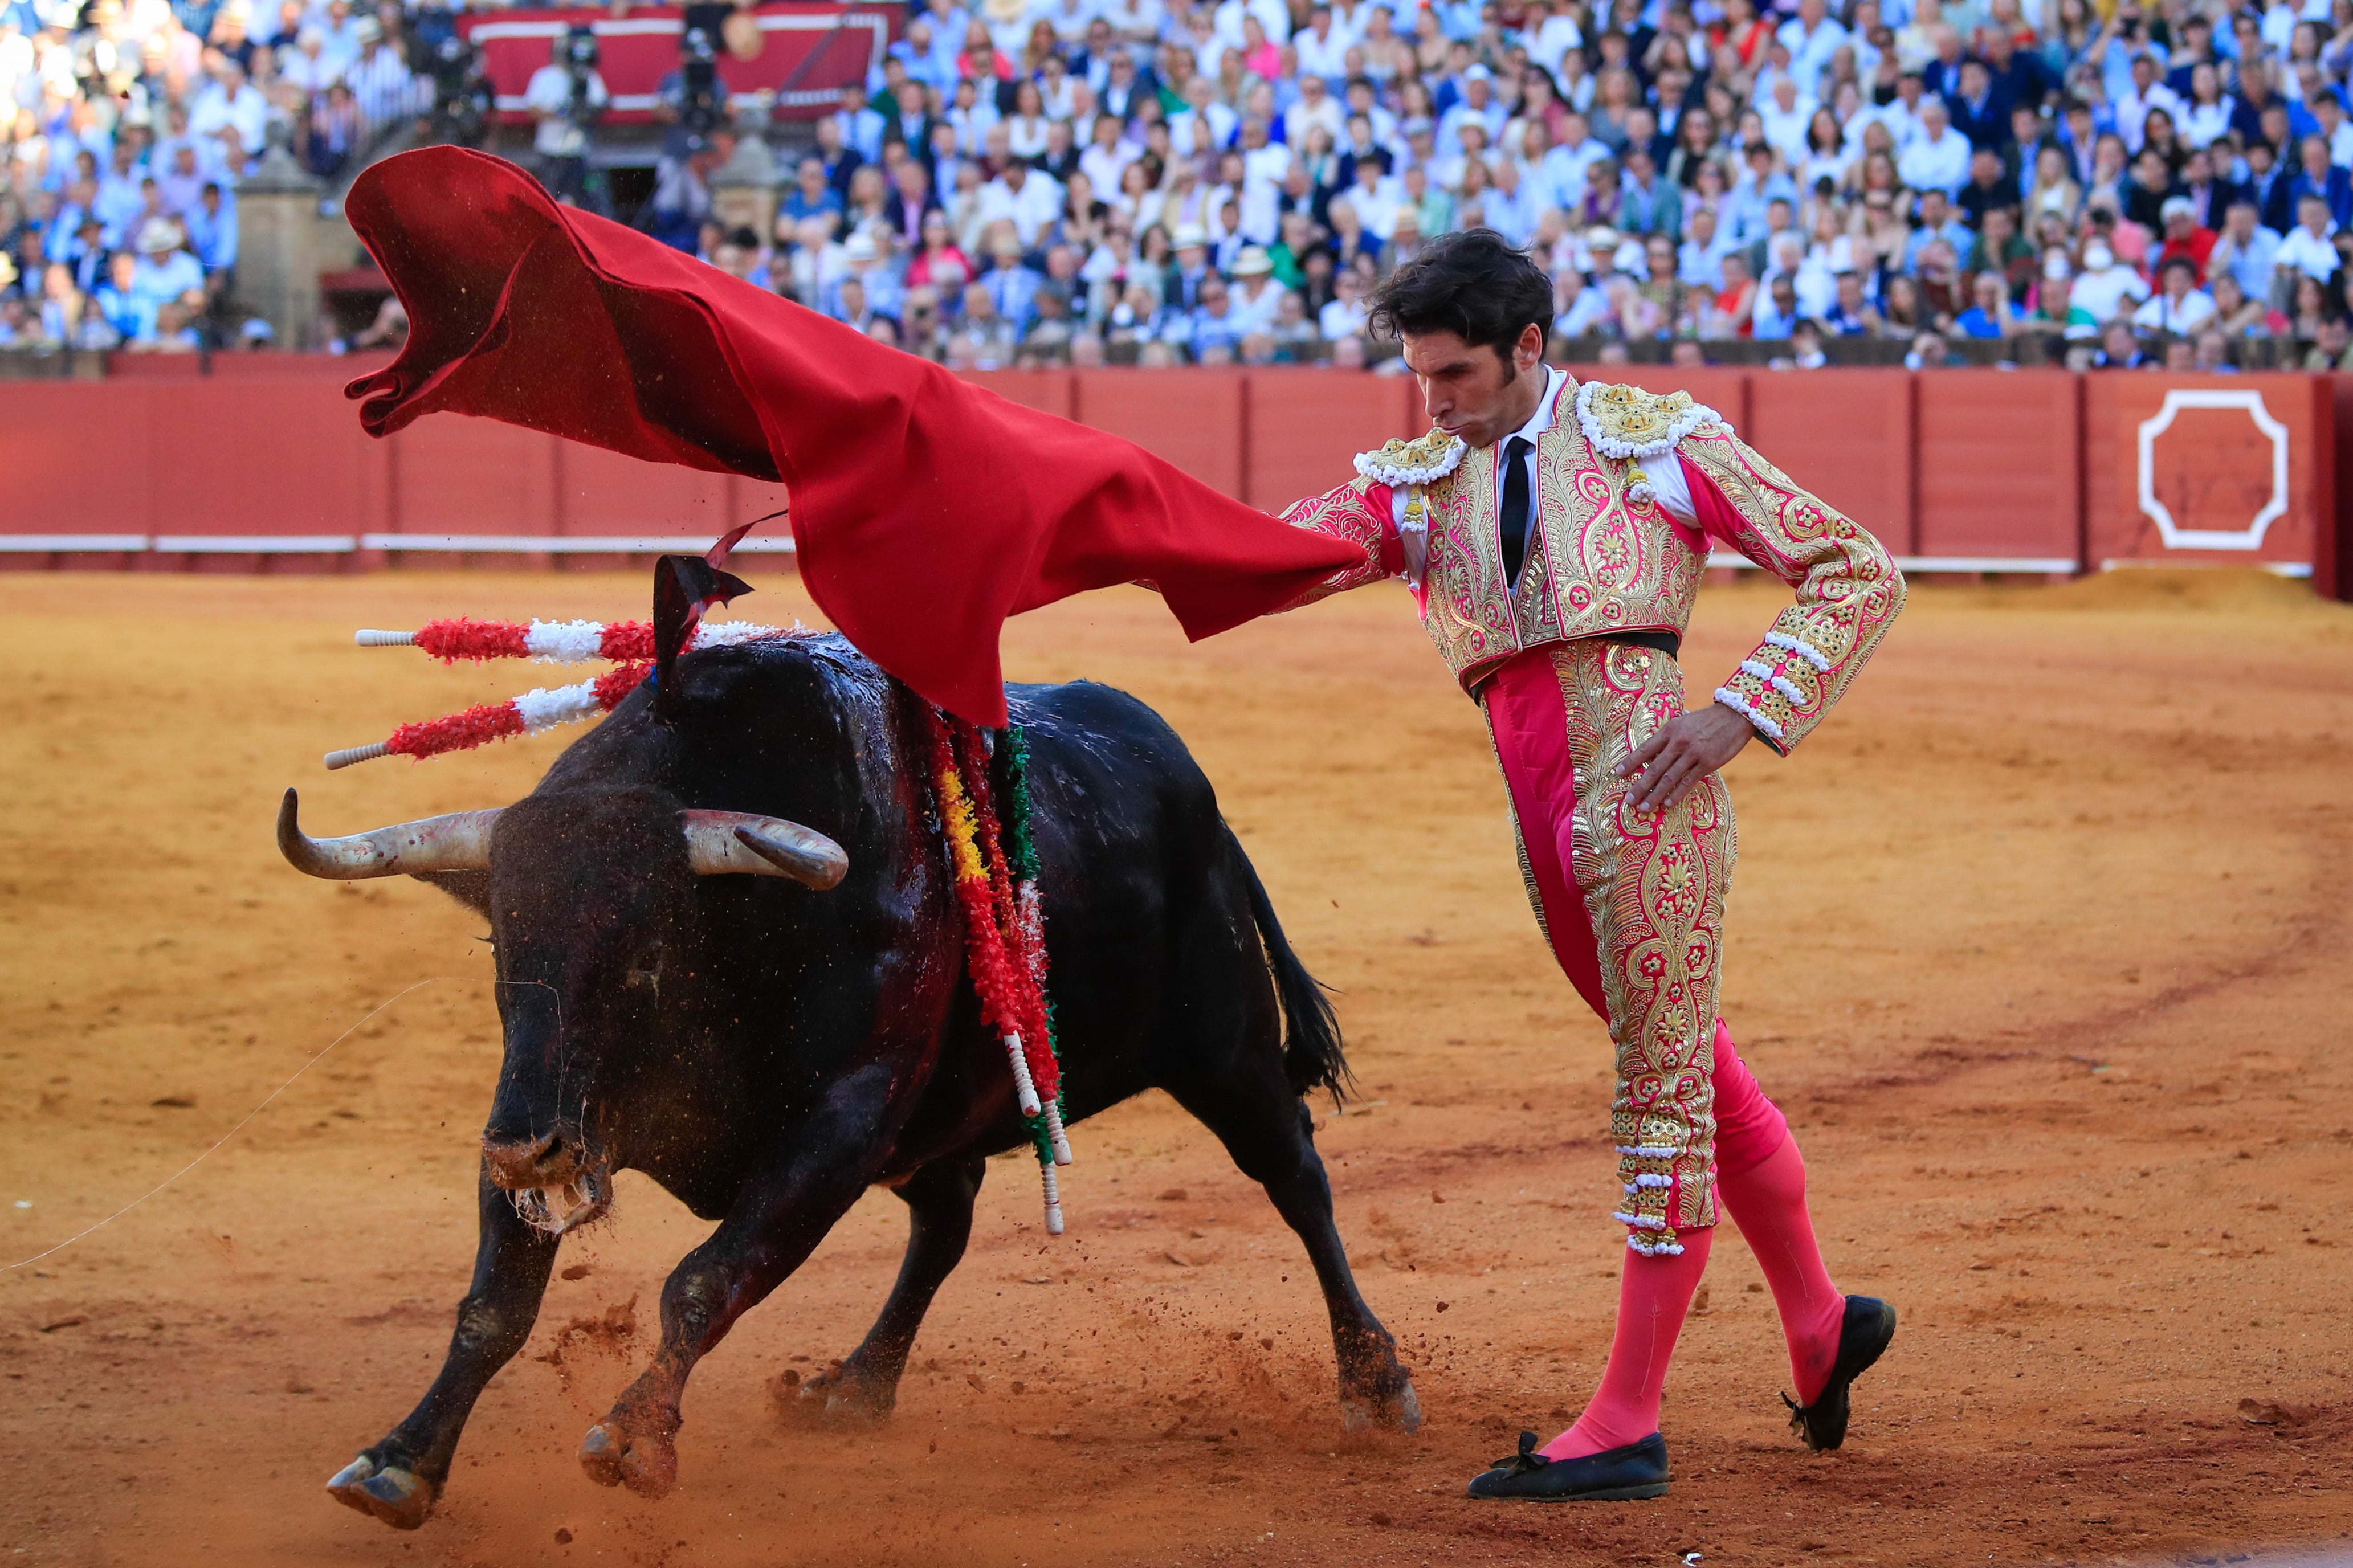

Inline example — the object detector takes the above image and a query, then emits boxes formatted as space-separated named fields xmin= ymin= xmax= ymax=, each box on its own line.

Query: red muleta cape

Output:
xmin=341 ymin=147 xmax=1365 ymax=726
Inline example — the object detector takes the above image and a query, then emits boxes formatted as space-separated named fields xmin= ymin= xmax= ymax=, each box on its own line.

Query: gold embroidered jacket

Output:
xmin=1277 ymin=381 xmax=1905 ymax=753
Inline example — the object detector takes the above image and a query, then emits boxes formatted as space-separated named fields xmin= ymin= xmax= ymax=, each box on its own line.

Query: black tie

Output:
xmin=1499 ymin=436 xmax=1534 ymax=585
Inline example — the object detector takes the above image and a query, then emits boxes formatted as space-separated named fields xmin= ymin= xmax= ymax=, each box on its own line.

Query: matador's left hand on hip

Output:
xmin=1617 ymin=704 xmax=1756 ymax=816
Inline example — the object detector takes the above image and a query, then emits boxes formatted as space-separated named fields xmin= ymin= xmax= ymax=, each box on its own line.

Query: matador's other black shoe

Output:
xmin=1783 ymin=1295 xmax=1897 ymax=1451
xmin=1465 ymin=1430 xmax=1670 ymax=1501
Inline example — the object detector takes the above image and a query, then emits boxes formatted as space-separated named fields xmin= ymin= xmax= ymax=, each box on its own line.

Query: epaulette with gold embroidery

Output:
xmin=1573 ymin=381 xmax=1731 ymax=460
xmin=1354 ymin=427 xmax=1466 ymax=487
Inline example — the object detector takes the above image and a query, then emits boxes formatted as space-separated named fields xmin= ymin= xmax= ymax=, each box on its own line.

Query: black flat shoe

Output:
xmin=1783 ymin=1295 xmax=1897 ymax=1451
xmin=1465 ymin=1430 xmax=1670 ymax=1501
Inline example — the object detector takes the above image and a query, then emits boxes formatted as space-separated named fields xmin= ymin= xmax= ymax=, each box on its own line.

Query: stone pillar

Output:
xmin=234 ymin=129 xmax=341 ymax=350
xmin=708 ymin=125 xmax=780 ymax=246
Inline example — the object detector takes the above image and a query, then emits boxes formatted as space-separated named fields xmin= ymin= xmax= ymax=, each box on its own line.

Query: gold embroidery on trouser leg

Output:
xmin=1549 ymin=642 xmax=1736 ymax=1255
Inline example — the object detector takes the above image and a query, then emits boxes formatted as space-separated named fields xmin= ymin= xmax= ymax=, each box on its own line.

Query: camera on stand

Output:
xmin=563 ymin=24 xmax=606 ymax=128
xmin=680 ymin=27 xmax=723 ymax=137
xmin=419 ymin=26 xmax=490 ymax=147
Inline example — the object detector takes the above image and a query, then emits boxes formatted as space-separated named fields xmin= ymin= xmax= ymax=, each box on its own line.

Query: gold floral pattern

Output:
xmin=1679 ymin=428 xmax=1906 ymax=754
xmin=1547 ymin=639 xmax=1733 ymax=1251
xmin=1273 ymin=477 xmax=1398 ymax=610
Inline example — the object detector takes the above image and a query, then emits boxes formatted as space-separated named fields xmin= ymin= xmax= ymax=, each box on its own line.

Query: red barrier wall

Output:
xmin=1915 ymin=370 xmax=2081 ymax=566
xmin=1747 ymin=368 xmax=1916 ymax=555
xmin=1072 ymin=368 xmax=1247 ymax=500
xmin=4 ymin=364 xmax=2347 ymax=593
xmin=1242 ymin=369 xmax=1417 ymax=511
xmin=2082 ymin=373 xmax=2327 ymax=575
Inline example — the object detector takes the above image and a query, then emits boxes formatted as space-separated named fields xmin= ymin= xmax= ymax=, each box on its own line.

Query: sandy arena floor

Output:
xmin=3 ymin=565 xmax=2351 ymax=1568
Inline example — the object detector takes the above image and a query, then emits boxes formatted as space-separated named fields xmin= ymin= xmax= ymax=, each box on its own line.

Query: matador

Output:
xmin=1275 ymin=231 xmax=1906 ymax=1501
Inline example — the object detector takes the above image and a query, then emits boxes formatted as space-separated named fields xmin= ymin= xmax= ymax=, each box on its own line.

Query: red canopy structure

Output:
xmin=341 ymin=148 xmax=1366 ymax=726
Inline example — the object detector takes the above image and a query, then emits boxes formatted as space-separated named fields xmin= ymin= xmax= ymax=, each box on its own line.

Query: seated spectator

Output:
xmin=2190 ymin=329 xmax=2239 ymax=373
xmin=2093 ymin=320 xmax=2153 ymax=368
xmin=1023 ymin=282 xmax=1079 ymax=353
xmin=2207 ymin=273 xmax=2267 ymax=337
xmin=1953 ymin=271 xmax=2016 ymax=338
xmin=93 ymin=250 xmax=157 ymax=345
xmin=1820 ymin=269 xmax=1881 ymax=334
xmin=784 ymin=157 xmax=846 ymax=227
xmin=1752 ymin=270 xmax=1802 ymax=339
xmin=1905 ymin=328 xmax=1961 ymax=368
xmin=1314 ymin=266 xmax=1368 ymax=342
xmin=131 ymin=219 xmax=204 ymax=315
xmin=2071 ymin=240 xmax=2151 ymax=326
xmin=2132 ymin=255 xmax=2219 ymax=336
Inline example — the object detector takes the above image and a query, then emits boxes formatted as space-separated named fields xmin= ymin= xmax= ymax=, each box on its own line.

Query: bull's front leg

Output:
xmin=579 ymin=1062 xmax=897 ymax=1499
xmin=327 ymin=1165 xmax=560 ymax=1530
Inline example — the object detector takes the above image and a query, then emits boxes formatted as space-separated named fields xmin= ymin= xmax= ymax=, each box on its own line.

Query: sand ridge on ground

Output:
xmin=1 ymin=568 xmax=2350 ymax=1567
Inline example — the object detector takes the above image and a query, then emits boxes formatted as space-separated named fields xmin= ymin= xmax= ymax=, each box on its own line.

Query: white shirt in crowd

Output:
xmin=1895 ymin=120 xmax=1971 ymax=195
xmin=524 ymin=63 xmax=607 ymax=158
xmin=978 ymin=168 xmax=1066 ymax=244
xmin=2274 ymin=219 xmax=2341 ymax=281
xmin=2132 ymin=288 xmax=2219 ymax=334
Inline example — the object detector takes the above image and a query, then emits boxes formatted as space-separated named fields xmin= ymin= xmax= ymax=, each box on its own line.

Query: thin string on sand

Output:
xmin=0 ymin=978 xmax=437 ymax=1276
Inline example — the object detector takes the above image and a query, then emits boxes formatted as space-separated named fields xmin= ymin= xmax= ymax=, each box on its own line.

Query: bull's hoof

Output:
xmin=778 ymin=1363 xmax=898 ymax=1426
xmin=580 ymin=1419 xmax=678 ymax=1498
xmin=325 ymin=1455 xmax=435 ymax=1530
xmin=1341 ymin=1374 xmax=1424 ymax=1435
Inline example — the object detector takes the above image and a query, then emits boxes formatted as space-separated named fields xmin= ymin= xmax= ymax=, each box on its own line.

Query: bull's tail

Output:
xmin=1231 ymin=827 xmax=1353 ymax=1104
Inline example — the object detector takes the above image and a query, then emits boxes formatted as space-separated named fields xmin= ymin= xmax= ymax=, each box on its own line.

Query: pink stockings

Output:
xmin=1483 ymin=646 xmax=1844 ymax=1457
xmin=1540 ymin=1026 xmax=1845 ymax=1460
xmin=1541 ymin=1226 xmax=1715 ymax=1458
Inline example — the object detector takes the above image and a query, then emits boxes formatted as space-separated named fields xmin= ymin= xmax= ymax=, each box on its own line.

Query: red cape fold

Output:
xmin=341 ymin=147 xmax=1367 ymax=726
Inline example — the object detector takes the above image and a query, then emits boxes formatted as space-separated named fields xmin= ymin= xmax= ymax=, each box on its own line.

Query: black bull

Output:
xmin=279 ymin=632 xmax=1421 ymax=1531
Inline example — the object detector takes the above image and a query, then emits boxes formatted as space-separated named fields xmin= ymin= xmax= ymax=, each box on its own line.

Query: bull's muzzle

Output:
xmin=483 ymin=1133 xmax=610 ymax=1235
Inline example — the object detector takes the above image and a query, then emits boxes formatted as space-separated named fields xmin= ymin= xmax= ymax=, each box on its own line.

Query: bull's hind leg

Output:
xmin=1163 ymin=1064 xmax=1423 ymax=1434
xmin=789 ymin=1153 xmax=986 ymax=1423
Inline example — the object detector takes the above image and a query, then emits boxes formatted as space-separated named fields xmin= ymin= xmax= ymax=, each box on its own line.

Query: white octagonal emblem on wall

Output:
xmin=2135 ymin=390 xmax=2290 ymax=551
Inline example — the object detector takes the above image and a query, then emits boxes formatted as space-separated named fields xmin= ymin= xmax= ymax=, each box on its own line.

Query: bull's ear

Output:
xmin=651 ymin=554 xmax=753 ymax=717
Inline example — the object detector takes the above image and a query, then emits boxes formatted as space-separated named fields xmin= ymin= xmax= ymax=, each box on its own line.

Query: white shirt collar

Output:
xmin=1503 ymin=365 xmax=1568 ymax=450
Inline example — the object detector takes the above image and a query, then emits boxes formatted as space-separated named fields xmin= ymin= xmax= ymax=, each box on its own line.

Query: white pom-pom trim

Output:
xmin=525 ymin=619 xmax=607 ymax=663
xmin=1575 ymin=381 xmax=1727 ymax=459
xmin=1739 ymin=659 xmax=1810 ymax=706
xmin=1612 ymin=1211 xmax=1671 ymax=1229
xmin=1714 ymin=688 xmax=1785 ymax=742
xmin=1355 ymin=436 xmax=1467 ymax=487
xmin=1615 ymin=1144 xmax=1682 ymax=1159
xmin=513 ymin=680 xmax=606 ymax=731
xmin=1626 ymin=1234 xmax=1686 ymax=1256
xmin=1764 ymin=630 xmax=1833 ymax=672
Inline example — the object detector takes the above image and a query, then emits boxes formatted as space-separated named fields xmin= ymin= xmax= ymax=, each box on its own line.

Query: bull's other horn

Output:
xmin=276 ymin=789 xmax=503 ymax=879
xmin=679 ymin=810 xmax=847 ymax=890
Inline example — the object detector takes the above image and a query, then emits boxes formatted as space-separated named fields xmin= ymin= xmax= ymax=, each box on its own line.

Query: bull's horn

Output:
xmin=276 ymin=789 xmax=502 ymax=879
xmin=679 ymin=810 xmax=847 ymax=890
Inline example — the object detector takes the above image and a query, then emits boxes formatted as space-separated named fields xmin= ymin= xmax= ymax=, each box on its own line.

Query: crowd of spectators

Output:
xmin=18 ymin=0 xmax=2353 ymax=368
xmin=655 ymin=0 xmax=2353 ymax=371
xmin=0 ymin=0 xmax=426 ymax=350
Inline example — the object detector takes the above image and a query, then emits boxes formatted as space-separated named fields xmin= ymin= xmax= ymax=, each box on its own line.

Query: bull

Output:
xmin=276 ymin=602 xmax=1421 ymax=1532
